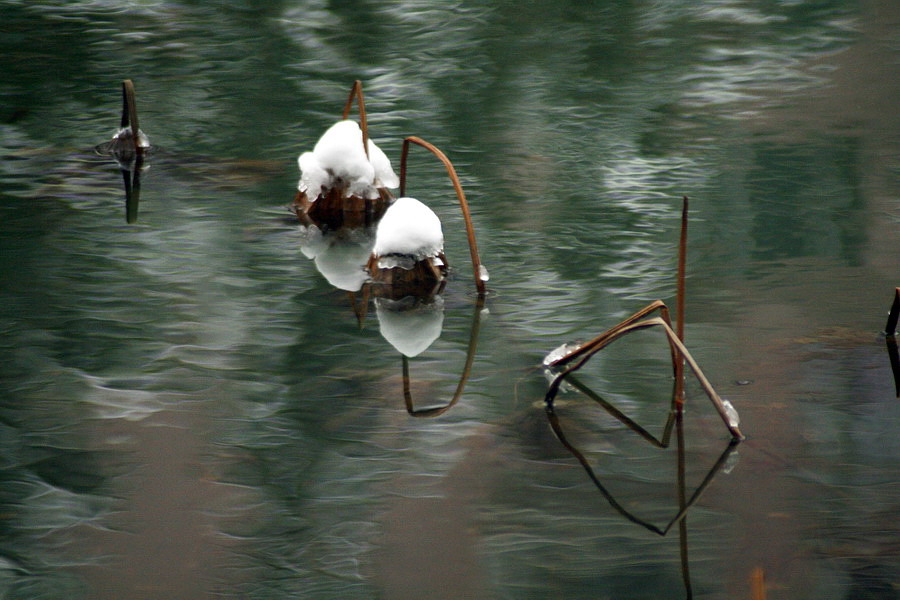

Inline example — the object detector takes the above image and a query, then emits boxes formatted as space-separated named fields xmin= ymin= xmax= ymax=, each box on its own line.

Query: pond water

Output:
xmin=1 ymin=1 xmax=897 ymax=599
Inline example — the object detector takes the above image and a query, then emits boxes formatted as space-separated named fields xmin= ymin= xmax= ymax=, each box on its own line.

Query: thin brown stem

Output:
xmin=400 ymin=136 xmax=486 ymax=296
xmin=674 ymin=196 xmax=688 ymax=408
xmin=342 ymin=80 xmax=369 ymax=159
xmin=121 ymin=80 xmax=141 ymax=155
xmin=549 ymin=300 xmax=673 ymax=368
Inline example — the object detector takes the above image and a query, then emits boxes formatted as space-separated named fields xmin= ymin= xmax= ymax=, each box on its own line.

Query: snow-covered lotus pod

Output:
xmin=375 ymin=295 xmax=445 ymax=357
xmin=297 ymin=120 xmax=398 ymax=200
xmin=368 ymin=197 xmax=448 ymax=297
xmin=373 ymin=197 xmax=443 ymax=262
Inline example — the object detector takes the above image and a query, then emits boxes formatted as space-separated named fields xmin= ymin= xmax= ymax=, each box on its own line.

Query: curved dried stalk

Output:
xmin=548 ymin=300 xmax=675 ymax=370
xmin=342 ymin=79 xmax=369 ymax=159
xmin=545 ymin=316 xmax=744 ymax=440
xmin=400 ymin=136 xmax=486 ymax=296
xmin=402 ymin=296 xmax=484 ymax=417
xmin=121 ymin=79 xmax=142 ymax=155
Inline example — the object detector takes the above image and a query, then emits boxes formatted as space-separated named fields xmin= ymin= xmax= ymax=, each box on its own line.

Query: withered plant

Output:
xmin=95 ymin=80 xmax=148 ymax=223
xmin=294 ymin=80 xmax=393 ymax=229
xmin=544 ymin=197 xmax=744 ymax=441
xmin=367 ymin=136 xmax=487 ymax=298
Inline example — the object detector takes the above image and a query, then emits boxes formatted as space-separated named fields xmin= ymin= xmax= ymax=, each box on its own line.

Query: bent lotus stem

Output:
xmin=548 ymin=299 xmax=676 ymax=369
xmin=545 ymin=316 xmax=744 ymax=440
xmin=121 ymin=79 xmax=142 ymax=155
xmin=342 ymin=79 xmax=369 ymax=159
xmin=400 ymin=136 xmax=486 ymax=296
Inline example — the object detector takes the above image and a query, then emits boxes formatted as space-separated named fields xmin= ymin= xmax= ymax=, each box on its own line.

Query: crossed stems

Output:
xmin=399 ymin=136 xmax=487 ymax=297
xmin=545 ymin=305 xmax=745 ymax=440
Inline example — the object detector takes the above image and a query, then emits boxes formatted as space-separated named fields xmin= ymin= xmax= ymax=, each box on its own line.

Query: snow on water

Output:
xmin=297 ymin=120 xmax=398 ymax=199
xmin=372 ymin=197 xmax=443 ymax=260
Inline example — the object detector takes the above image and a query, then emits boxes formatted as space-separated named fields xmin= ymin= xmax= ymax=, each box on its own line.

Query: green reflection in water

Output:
xmin=1 ymin=0 xmax=897 ymax=598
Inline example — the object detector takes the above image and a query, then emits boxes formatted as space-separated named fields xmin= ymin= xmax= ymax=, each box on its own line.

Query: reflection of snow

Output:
xmin=299 ymin=225 xmax=376 ymax=292
xmin=375 ymin=295 xmax=444 ymax=357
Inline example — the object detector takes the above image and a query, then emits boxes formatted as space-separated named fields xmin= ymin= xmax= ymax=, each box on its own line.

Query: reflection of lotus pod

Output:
xmin=376 ymin=295 xmax=444 ymax=357
xmin=300 ymin=226 xmax=376 ymax=292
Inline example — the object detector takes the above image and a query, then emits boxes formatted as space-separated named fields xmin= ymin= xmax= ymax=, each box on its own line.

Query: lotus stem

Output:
xmin=342 ymin=80 xmax=369 ymax=159
xmin=674 ymin=196 xmax=688 ymax=407
xmin=400 ymin=136 xmax=486 ymax=297
xmin=121 ymin=79 xmax=142 ymax=155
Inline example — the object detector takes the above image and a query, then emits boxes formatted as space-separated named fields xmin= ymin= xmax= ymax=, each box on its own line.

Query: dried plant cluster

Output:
xmin=293 ymin=81 xmax=486 ymax=299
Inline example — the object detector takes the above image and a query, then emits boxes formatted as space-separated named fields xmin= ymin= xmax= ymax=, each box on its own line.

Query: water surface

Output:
xmin=0 ymin=1 xmax=897 ymax=598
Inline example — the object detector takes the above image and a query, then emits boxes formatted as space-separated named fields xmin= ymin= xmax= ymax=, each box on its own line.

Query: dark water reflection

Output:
xmin=1 ymin=0 xmax=898 ymax=598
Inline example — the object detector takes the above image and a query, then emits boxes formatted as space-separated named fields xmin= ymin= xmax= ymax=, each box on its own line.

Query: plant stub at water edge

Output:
xmin=886 ymin=287 xmax=900 ymax=397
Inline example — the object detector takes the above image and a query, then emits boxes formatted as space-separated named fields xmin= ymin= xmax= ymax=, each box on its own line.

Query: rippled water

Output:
xmin=1 ymin=1 xmax=898 ymax=598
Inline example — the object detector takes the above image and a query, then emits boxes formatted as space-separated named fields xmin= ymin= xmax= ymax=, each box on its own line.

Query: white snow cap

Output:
xmin=297 ymin=120 xmax=398 ymax=199
xmin=376 ymin=296 xmax=445 ymax=357
xmin=372 ymin=197 xmax=443 ymax=260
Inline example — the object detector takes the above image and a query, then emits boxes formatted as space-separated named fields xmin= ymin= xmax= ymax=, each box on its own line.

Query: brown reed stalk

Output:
xmin=121 ymin=79 xmax=142 ymax=155
xmin=548 ymin=300 xmax=675 ymax=369
xmin=674 ymin=196 xmax=688 ymax=408
xmin=342 ymin=80 xmax=369 ymax=159
xmin=399 ymin=136 xmax=487 ymax=296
